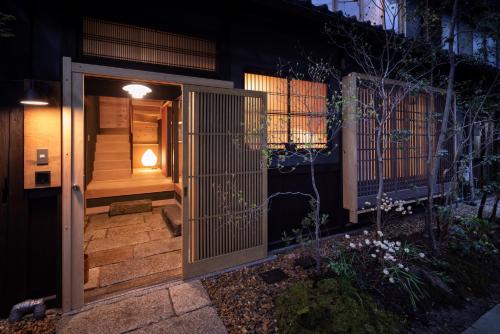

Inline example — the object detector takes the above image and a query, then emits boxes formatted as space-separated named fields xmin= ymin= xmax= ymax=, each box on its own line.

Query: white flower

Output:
xmin=396 ymin=241 xmax=401 ymax=247
xmin=377 ymin=230 xmax=384 ymax=237
xmin=371 ymin=253 xmax=377 ymax=258
xmin=407 ymin=205 xmax=412 ymax=210
xmin=389 ymin=277 xmax=395 ymax=283
xmin=349 ymin=242 xmax=356 ymax=248
xmin=375 ymin=249 xmax=380 ymax=253
xmin=345 ymin=234 xmax=350 ymax=239
xmin=419 ymin=252 xmax=425 ymax=258
xmin=364 ymin=201 xmax=371 ymax=206
xmin=358 ymin=242 xmax=363 ymax=248
xmin=383 ymin=268 xmax=389 ymax=275
xmin=363 ymin=230 xmax=369 ymax=235
xmin=390 ymin=257 xmax=397 ymax=262
xmin=405 ymin=267 xmax=409 ymax=272
xmin=404 ymin=248 xmax=410 ymax=253
xmin=388 ymin=248 xmax=395 ymax=253
xmin=398 ymin=263 xmax=404 ymax=269
xmin=365 ymin=239 xmax=371 ymax=245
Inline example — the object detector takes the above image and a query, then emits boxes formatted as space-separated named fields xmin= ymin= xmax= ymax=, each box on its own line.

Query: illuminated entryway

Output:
xmin=62 ymin=58 xmax=268 ymax=313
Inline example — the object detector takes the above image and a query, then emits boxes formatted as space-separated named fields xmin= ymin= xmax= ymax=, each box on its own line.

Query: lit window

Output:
xmin=244 ymin=73 xmax=328 ymax=149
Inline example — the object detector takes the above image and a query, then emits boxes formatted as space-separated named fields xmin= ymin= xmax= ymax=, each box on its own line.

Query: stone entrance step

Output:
xmin=162 ymin=205 xmax=182 ymax=236
xmin=109 ymin=199 xmax=152 ymax=216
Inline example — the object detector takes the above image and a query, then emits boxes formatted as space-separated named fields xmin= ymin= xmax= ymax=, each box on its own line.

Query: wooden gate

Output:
xmin=182 ymin=85 xmax=267 ymax=278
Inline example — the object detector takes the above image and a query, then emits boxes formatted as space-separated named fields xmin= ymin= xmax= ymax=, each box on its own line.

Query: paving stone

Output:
xmin=86 ymin=232 xmax=150 ymax=253
xmin=129 ymin=306 xmax=227 ymax=334
xmin=106 ymin=223 xmax=152 ymax=238
xmin=134 ymin=238 xmax=182 ymax=258
xmin=87 ymin=213 xmax=145 ymax=231
xmin=463 ymin=304 xmax=500 ymax=334
xmin=149 ymin=229 xmax=172 ymax=241
xmin=84 ymin=268 xmax=182 ymax=303
xmin=84 ymin=267 xmax=100 ymax=290
xmin=109 ymin=199 xmax=152 ymax=216
xmin=145 ymin=214 xmax=168 ymax=230
xmin=99 ymin=251 xmax=181 ymax=287
xmin=170 ymin=281 xmax=211 ymax=315
xmin=57 ymin=288 xmax=174 ymax=334
xmin=87 ymin=246 xmax=134 ymax=268
xmin=84 ymin=228 xmax=106 ymax=242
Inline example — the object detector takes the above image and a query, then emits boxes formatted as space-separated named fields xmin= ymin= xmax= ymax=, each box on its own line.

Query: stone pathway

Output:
xmin=462 ymin=304 xmax=500 ymax=334
xmin=57 ymin=281 xmax=227 ymax=334
xmin=84 ymin=209 xmax=182 ymax=301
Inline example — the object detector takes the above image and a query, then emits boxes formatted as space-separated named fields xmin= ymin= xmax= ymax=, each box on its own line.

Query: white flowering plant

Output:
xmin=340 ymin=230 xmax=428 ymax=309
xmin=361 ymin=194 xmax=414 ymax=229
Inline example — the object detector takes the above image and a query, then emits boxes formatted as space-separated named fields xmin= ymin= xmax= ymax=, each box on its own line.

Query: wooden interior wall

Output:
xmin=84 ymin=96 xmax=99 ymax=187
xmin=99 ymin=96 xmax=129 ymax=131
xmin=132 ymin=99 xmax=162 ymax=168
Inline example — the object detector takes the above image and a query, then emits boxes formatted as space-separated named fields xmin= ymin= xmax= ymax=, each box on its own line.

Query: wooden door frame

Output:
xmin=61 ymin=56 xmax=233 ymax=313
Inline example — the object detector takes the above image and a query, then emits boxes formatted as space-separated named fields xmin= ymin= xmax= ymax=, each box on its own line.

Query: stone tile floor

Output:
xmin=57 ymin=281 xmax=227 ymax=334
xmin=84 ymin=208 xmax=182 ymax=301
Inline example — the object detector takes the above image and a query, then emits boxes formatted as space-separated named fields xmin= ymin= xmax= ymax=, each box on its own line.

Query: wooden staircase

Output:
xmin=92 ymin=134 xmax=132 ymax=181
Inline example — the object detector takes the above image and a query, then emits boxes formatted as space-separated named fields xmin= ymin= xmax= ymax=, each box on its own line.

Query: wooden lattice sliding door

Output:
xmin=182 ymin=85 xmax=267 ymax=278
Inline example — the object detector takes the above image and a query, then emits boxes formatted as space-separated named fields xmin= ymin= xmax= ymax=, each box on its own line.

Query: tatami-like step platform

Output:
xmin=161 ymin=204 xmax=182 ymax=237
xmin=86 ymin=168 xmax=175 ymax=199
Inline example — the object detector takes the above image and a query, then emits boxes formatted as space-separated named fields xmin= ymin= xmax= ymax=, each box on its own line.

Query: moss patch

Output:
xmin=276 ymin=278 xmax=402 ymax=334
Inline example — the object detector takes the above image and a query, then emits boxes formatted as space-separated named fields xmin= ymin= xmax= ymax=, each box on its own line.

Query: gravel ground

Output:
xmin=0 ymin=309 xmax=60 ymax=334
xmin=203 ymin=202 xmax=499 ymax=334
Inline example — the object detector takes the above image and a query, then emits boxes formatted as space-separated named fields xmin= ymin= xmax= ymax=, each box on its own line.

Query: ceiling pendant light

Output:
xmin=122 ymin=84 xmax=152 ymax=99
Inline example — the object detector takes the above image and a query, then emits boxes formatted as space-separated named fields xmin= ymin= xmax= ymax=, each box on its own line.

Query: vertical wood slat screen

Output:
xmin=185 ymin=88 xmax=266 ymax=264
xmin=343 ymin=73 xmax=455 ymax=223
xmin=83 ymin=17 xmax=216 ymax=71
xmin=244 ymin=73 xmax=328 ymax=149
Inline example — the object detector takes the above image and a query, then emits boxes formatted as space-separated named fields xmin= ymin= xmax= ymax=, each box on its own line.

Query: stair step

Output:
xmin=94 ymin=160 xmax=131 ymax=170
xmin=109 ymin=199 xmax=152 ymax=216
xmin=93 ymin=169 xmax=131 ymax=181
xmin=96 ymin=142 xmax=130 ymax=153
xmin=97 ymin=134 xmax=129 ymax=143
xmin=161 ymin=204 xmax=182 ymax=237
xmin=95 ymin=152 xmax=130 ymax=161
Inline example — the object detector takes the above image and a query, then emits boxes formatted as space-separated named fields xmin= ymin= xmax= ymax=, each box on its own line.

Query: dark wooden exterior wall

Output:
xmin=0 ymin=0 xmax=497 ymax=316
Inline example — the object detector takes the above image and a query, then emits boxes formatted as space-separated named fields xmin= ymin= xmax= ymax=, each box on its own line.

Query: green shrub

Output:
xmin=449 ymin=217 xmax=498 ymax=256
xmin=275 ymin=278 xmax=402 ymax=334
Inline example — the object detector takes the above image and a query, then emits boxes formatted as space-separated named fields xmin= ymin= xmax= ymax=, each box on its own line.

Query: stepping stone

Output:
xmin=169 ymin=281 xmax=211 ymax=315
xmin=259 ymin=268 xmax=289 ymax=284
xmin=161 ymin=205 xmax=182 ymax=237
xmin=109 ymin=199 xmax=152 ymax=216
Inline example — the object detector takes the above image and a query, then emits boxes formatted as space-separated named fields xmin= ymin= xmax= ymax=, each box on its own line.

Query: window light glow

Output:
xmin=141 ymin=149 xmax=157 ymax=167
xmin=122 ymin=84 xmax=152 ymax=99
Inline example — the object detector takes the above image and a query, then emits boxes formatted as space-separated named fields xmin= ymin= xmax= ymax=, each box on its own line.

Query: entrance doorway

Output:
xmin=62 ymin=58 xmax=268 ymax=313
xmin=82 ymin=77 xmax=183 ymax=302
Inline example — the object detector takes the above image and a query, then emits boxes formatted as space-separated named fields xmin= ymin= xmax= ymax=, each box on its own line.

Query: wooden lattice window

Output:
xmin=343 ymin=73 xmax=455 ymax=223
xmin=82 ymin=17 xmax=216 ymax=71
xmin=244 ymin=73 xmax=328 ymax=149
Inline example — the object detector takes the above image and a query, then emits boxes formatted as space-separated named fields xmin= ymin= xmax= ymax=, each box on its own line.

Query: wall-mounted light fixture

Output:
xmin=20 ymin=81 xmax=49 ymax=106
xmin=122 ymin=84 xmax=152 ymax=99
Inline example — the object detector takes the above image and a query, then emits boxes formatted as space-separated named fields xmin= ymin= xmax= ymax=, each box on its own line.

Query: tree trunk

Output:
xmin=490 ymin=192 xmax=500 ymax=223
xmin=310 ymin=152 xmax=322 ymax=273
xmin=426 ymin=0 xmax=460 ymax=251
xmin=468 ymin=125 xmax=475 ymax=201
xmin=478 ymin=192 xmax=488 ymax=219
xmin=375 ymin=124 xmax=384 ymax=232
